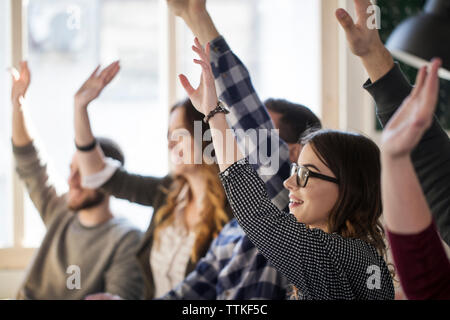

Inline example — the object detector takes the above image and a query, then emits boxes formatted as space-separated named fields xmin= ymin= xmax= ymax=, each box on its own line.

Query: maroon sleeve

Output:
xmin=387 ymin=222 xmax=450 ymax=300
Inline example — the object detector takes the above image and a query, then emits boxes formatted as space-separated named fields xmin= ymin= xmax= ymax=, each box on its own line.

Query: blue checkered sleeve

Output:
xmin=209 ymin=36 xmax=290 ymax=211
xmin=161 ymin=219 xmax=289 ymax=300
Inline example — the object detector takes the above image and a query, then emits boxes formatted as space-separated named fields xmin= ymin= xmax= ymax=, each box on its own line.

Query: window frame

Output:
xmin=0 ymin=0 xmax=177 ymax=269
xmin=2 ymin=0 xmax=401 ymax=270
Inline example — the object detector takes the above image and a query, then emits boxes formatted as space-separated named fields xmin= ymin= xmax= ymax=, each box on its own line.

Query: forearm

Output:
xmin=381 ymin=155 xmax=432 ymax=234
xmin=359 ymin=45 xmax=395 ymax=83
xmin=208 ymin=113 xmax=243 ymax=172
xmin=73 ymin=104 xmax=106 ymax=176
xmin=387 ymin=222 xmax=450 ymax=300
xmin=182 ymin=8 xmax=220 ymax=46
xmin=207 ymin=36 xmax=290 ymax=210
xmin=12 ymin=104 xmax=32 ymax=147
xmin=12 ymin=142 xmax=65 ymax=226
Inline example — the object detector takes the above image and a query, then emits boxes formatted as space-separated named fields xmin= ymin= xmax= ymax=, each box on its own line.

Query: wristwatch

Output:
xmin=203 ymin=101 xmax=230 ymax=123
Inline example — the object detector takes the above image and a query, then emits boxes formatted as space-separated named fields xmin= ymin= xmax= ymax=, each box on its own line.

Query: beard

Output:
xmin=68 ymin=191 xmax=105 ymax=211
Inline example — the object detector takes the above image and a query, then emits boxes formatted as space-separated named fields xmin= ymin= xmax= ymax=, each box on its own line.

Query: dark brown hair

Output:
xmin=264 ymin=98 xmax=321 ymax=144
xmin=290 ymin=129 xmax=393 ymax=299
xmin=300 ymin=129 xmax=385 ymax=251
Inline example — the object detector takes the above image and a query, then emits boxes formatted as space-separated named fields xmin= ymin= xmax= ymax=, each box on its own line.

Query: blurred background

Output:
xmin=0 ymin=0 xmax=449 ymax=299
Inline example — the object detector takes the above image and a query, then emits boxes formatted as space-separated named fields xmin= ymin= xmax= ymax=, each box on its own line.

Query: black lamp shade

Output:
xmin=386 ymin=0 xmax=450 ymax=80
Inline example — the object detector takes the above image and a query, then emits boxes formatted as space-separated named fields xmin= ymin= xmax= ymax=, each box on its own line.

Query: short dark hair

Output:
xmin=97 ymin=137 xmax=125 ymax=166
xmin=264 ymin=98 xmax=321 ymax=144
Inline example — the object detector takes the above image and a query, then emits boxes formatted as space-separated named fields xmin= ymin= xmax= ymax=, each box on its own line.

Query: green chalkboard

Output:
xmin=375 ymin=0 xmax=450 ymax=130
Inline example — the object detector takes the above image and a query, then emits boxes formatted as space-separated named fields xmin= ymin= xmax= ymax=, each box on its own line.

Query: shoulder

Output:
xmin=107 ymin=218 xmax=143 ymax=245
xmin=211 ymin=219 xmax=246 ymax=246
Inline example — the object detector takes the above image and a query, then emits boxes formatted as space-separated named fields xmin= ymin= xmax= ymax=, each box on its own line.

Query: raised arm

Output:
xmin=11 ymin=62 xmax=32 ymax=147
xmin=336 ymin=0 xmax=394 ymax=82
xmin=381 ymin=59 xmax=450 ymax=299
xmin=73 ymin=61 xmax=120 ymax=177
xmin=73 ymin=62 xmax=166 ymax=207
xmin=179 ymin=38 xmax=243 ymax=172
xmin=11 ymin=62 xmax=66 ymax=226
xmin=178 ymin=39 xmax=345 ymax=298
xmin=168 ymin=0 xmax=290 ymax=211
xmin=338 ymin=0 xmax=450 ymax=246
xmin=381 ymin=60 xmax=441 ymax=234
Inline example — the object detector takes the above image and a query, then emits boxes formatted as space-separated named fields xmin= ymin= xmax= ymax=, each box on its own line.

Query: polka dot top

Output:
xmin=219 ymin=158 xmax=395 ymax=300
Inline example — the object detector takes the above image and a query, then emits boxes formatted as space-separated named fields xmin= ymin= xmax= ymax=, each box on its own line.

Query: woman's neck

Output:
xmin=182 ymin=172 xmax=208 ymax=229
xmin=184 ymin=172 xmax=207 ymax=205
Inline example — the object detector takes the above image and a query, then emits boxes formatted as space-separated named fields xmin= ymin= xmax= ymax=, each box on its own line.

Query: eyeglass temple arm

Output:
xmin=308 ymin=171 xmax=339 ymax=184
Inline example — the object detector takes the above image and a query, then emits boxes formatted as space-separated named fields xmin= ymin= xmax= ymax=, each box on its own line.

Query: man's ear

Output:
xmin=288 ymin=143 xmax=302 ymax=163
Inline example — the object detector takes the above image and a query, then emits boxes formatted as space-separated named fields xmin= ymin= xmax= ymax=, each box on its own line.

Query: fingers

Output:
xmin=410 ymin=66 xmax=427 ymax=98
xmin=335 ymin=8 xmax=355 ymax=32
xmin=410 ymin=58 xmax=441 ymax=101
xmin=194 ymin=58 xmax=214 ymax=83
xmin=10 ymin=67 xmax=20 ymax=81
xmin=99 ymin=61 xmax=120 ymax=82
xmin=192 ymin=37 xmax=210 ymax=65
xmin=10 ymin=61 xmax=30 ymax=82
xmin=193 ymin=58 xmax=209 ymax=70
xmin=178 ymin=74 xmax=196 ymax=97
xmin=423 ymin=58 xmax=441 ymax=99
xmin=88 ymin=65 xmax=101 ymax=79
xmin=104 ymin=63 xmax=120 ymax=85
xmin=21 ymin=61 xmax=31 ymax=84
xmin=415 ymin=58 xmax=442 ymax=121
xmin=353 ymin=0 xmax=373 ymax=20
xmin=194 ymin=37 xmax=202 ymax=51
xmin=205 ymin=42 xmax=211 ymax=62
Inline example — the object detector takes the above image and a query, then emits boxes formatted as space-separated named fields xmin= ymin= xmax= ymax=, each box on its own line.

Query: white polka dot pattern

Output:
xmin=219 ymin=158 xmax=395 ymax=300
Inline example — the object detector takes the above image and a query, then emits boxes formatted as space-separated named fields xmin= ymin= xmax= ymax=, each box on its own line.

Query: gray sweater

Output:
xmin=13 ymin=142 xmax=144 ymax=300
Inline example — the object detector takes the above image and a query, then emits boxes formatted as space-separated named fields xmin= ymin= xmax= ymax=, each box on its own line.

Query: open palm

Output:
xmin=178 ymin=37 xmax=217 ymax=116
xmin=11 ymin=61 xmax=31 ymax=106
xmin=336 ymin=0 xmax=382 ymax=57
xmin=75 ymin=61 xmax=120 ymax=108
xmin=381 ymin=59 xmax=441 ymax=158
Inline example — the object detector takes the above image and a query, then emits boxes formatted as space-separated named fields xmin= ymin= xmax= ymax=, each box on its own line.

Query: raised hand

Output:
xmin=335 ymin=0 xmax=383 ymax=57
xmin=178 ymin=37 xmax=218 ymax=116
xmin=336 ymin=0 xmax=393 ymax=81
xmin=166 ymin=0 xmax=206 ymax=19
xmin=381 ymin=58 xmax=441 ymax=159
xmin=74 ymin=61 xmax=120 ymax=109
xmin=10 ymin=61 xmax=31 ymax=108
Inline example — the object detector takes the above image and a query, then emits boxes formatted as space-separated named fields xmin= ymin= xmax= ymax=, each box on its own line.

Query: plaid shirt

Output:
xmin=162 ymin=36 xmax=291 ymax=300
xmin=211 ymin=36 xmax=291 ymax=211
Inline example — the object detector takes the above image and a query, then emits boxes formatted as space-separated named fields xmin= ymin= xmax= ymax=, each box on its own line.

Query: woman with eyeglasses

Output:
xmin=179 ymin=38 xmax=395 ymax=299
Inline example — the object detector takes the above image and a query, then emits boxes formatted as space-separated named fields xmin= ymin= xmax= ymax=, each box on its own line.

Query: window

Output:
xmin=0 ymin=0 xmax=12 ymax=249
xmin=1 ymin=0 xmax=321 ymax=263
xmin=176 ymin=0 xmax=321 ymax=116
xmin=23 ymin=0 xmax=165 ymax=246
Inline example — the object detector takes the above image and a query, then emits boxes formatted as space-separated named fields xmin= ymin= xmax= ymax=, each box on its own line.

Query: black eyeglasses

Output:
xmin=290 ymin=163 xmax=339 ymax=188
